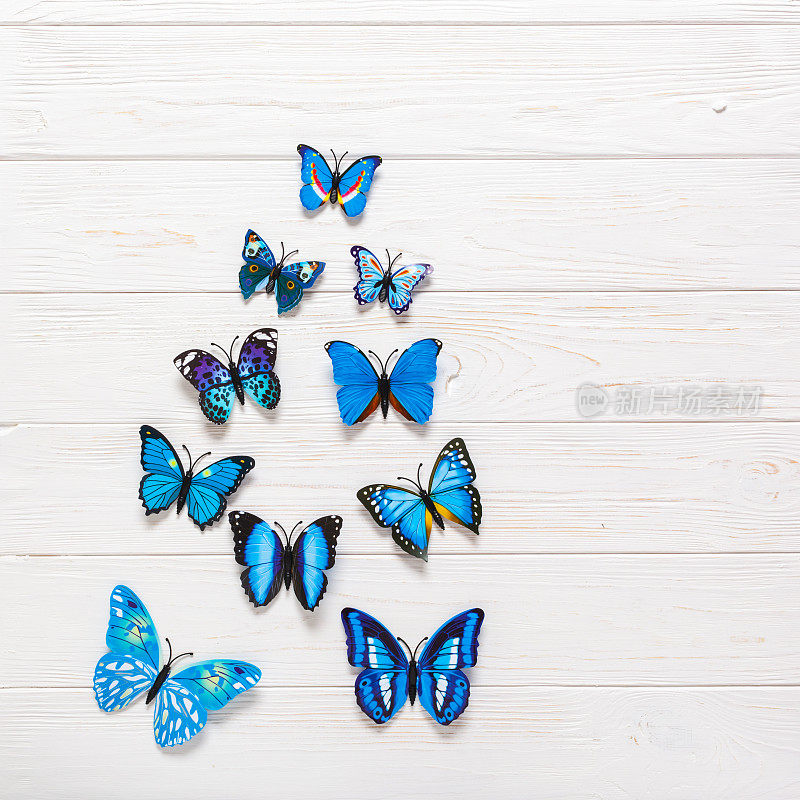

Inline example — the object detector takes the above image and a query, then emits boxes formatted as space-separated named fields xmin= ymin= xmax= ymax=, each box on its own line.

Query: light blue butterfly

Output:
xmin=93 ymin=585 xmax=261 ymax=748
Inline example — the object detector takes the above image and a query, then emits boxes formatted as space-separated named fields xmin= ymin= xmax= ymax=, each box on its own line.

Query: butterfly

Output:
xmin=174 ymin=327 xmax=280 ymax=424
xmin=352 ymin=247 xmax=432 ymax=315
xmin=139 ymin=425 xmax=255 ymax=531
xmin=229 ymin=512 xmax=342 ymax=611
xmin=239 ymin=230 xmax=325 ymax=314
xmin=357 ymin=438 xmax=481 ymax=561
xmin=341 ymin=607 xmax=484 ymax=725
xmin=324 ymin=338 xmax=441 ymax=426
xmin=93 ymin=584 xmax=261 ymax=747
xmin=297 ymin=145 xmax=382 ymax=217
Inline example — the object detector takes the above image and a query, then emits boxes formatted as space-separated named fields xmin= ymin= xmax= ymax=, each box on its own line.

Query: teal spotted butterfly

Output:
xmin=93 ymin=585 xmax=261 ymax=747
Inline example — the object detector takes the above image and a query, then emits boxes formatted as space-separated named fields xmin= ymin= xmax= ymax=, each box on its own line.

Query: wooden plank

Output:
xmin=3 ymin=554 xmax=799 ymax=687
xmin=5 ymin=159 xmax=800 ymax=292
xmin=2 ymin=26 xmax=799 ymax=157
xmin=2 ymin=687 xmax=799 ymax=800
xmin=2 ymin=292 xmax=796 ymax=423
xmin=4 ymin=422 xmax=800 ymax=556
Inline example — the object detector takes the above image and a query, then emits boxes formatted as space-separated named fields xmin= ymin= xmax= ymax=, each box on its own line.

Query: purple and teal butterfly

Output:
xmin=239 ymin=230 xmax=325 ymax=314
xmin=357 ymin=438 xmax=481 ymax=561
xmin=93 ymin=584 xmax=261 ymax=747
xmin=325 ymin=338 xmax=441 ymax=425
xmin=341 ymin=607 xmax=484 ymax=725
xmin=352 ymin=246 xmax=432 ymax=315
xmin=297 ymin=145 xmax=382 ymax=218
xmin=174 ymin=327 xmax=280 ymax=425
xmin=229 ymin=511 xmax=342 ymax=611
xmin=139 ymin=425 xmax=254 ymax=530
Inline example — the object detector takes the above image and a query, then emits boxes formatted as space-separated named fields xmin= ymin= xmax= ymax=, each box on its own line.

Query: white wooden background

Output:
xmin=2 ymin=1 xmax=800 ymax=797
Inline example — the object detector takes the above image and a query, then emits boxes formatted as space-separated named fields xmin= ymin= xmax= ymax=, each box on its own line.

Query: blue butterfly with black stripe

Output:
xmin=342 ymin=607 xmax=485 ymax=725
xmin=229 ymin=511 xmax=342 ymax=611
xmin=139 ymin=425 xmax=254 ymax=531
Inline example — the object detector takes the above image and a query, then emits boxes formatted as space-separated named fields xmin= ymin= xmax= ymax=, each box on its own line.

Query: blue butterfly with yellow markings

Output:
xmin=139 ymin=425 xmax=254 ymax=531
xmin=352 ymin=247 xmax=432 ymax=315
xmin=341 ymin=607 xmax=484 ymax=725
xmin=229 ymin=512 xmax=342 ymax=611
xmin=297 ymin=145 xmax=382 ymax=217
xmin=93 ymin=584 xmax=261 ymax=747
xmin=357 ymin=438 xmax=481 ymax=561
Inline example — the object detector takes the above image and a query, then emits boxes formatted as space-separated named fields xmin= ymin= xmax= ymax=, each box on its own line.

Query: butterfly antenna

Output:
xmin=181 ymin=445 xmax=193 ymax=469
xmin=209 ymin=341 xmax=232 ymax=362
xmin=190 ymin=451 xmax=212 ymax=473
xmin=413 ymin=637 xmax=429 ymax=659
xmin=330 ymin=149 xmax=338 ymax=170
xmin=164 ymin=636 xmax=194 ymax=668
xmin=289 ymin=521 xmax=304 ymax=546
xmin=272 ymin=521 xmax=288 ymax=546
xmin=384 ymin=348 xmax=399 ymax=372
xmin=165 ymin=636 xmax=173 ymax=663
xmin=396 ymin=474 xmax=422 ymax=493
xmin=367 ymin=349 xmax=386 ymax=373
xmin=416 ymin=463 xmax=425 ymax=491
xmin=396 ymin=637 xmax=413 ymax=660
xmin=227 ymin=335 xmax=240 ymax=363
xmin=285 ymin=249 xmax=299 ymax=263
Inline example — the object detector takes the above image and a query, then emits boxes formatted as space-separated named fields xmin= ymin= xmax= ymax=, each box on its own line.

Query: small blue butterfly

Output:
xmin=229 ymin=512 xmax=342 ymax=611
xmin=139 ymin=425 xmax=254 ymax=531
xmin=93 ymin=584 xmax=261 ymax=747
xmin=297 ymin=145 xmax=382 ymax=217
xmin=352 ymin=247 xmax=432 ymax=315
xmin=357 ymin=438 xmax=481 ymax=561
xmin=325 ymin=338 xmax=442 ymax=426
xmin=239 ymin=230 xmax=325 ymax=314
xmin=341 ymin=607 xmax=485 ymax=725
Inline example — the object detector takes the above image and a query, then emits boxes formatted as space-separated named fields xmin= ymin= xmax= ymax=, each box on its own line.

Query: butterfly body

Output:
xmin=351 ymin=246 xmax=432 ymax=315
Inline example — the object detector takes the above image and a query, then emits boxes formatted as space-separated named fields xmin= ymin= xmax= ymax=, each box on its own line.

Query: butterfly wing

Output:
xmin=337 ymin=156 xmax=382 ymax=217
xmin=186 ymin=456 xmax=255 ymax=531
xmin=153 ymin=679 xmax=207 ymax=747
xmin=417 ymin=608 xmax=485 ymax=725
xmin=387 ymin=263 xmax=432 ymax=315
xmin=138 ymin=426 xmax=185 ymax=515
xmin=428 ymin=438 xmax=482 ymax=534
xmin=172 ymin=660 xmax=262 ymax=710
xmin=236 ymin=327 xmax=281 ymax=411
xmin=94 ymin=653 xmax=157 ymax=713
xmin=291 ymin=515 xmax=342 ymax=611
xmin=357 ymin=483 xmax=433 ymax=561
xmin=297 ymin=145 xmax=334 ymax=210
xmin=173 ymin=349 xmax=236 ymax=425
xmin=239 ymin=229 xmax=277 ymax=299
xmin=387 ymin=338 xmax=442 ymax=424
xmin=324 ymin=340 xmax=381 ymax=425
xmin=351 ymin=245 xmax=386 ymax=306
xmin=229 ymin=511 xmax=285 ymax=608
xmin=341 ymin=608 xmax=409 ymax=724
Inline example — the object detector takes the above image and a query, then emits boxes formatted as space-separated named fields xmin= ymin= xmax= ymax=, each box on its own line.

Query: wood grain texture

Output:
xmin=3 ymin=422 xmax=800 ymax=556
xmin=6 ymin=158 xmax=800 ymax=292
xmin=3 ymin=687 xmax=799 ymax=800
xmin=3 ymin=25 xmax=799 ymax=157
xmin=3 ymin=554 xmax=799 ymax=687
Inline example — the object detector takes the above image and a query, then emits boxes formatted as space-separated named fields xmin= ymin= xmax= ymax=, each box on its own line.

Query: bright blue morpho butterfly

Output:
xmin=297 ymin=145 xmax=382 ymax=218
xmin=357 ymin=438 xmax=481 ymax=561
xmin=229 ymin=511 xmax=342 ymax=611
xmin=341 ymin=607 xmax=485 ymax=725
xmin=174 ymin=327 xmax=280 ymax=425
xmin=239 ymin=230 xmax=325 ymax=314
xmin=139 ymin=425 xmax=255 ymax=531
xmin=93 ymin=584 xmax=261 ymax=748
xmin=352 ymin=246 xmax=432 ymax=315
xmin=324 ymin=338 xmax=442 ymax=426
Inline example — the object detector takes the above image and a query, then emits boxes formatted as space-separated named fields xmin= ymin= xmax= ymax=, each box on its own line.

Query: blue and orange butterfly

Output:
xmin=297 ymin=145 xmax=382 ymax=218
xmin=93 ymin=584 xmax=261 ymax=747
xmin=229 ymin=512 xmax=342 ymax=611
xmin=357 ymin=438 xmax=481 ymax=561
xmin=341 ymin=607 xmax=484 ymax=725
xmin=239 ymin=230 xmax=325 ymax=314
xmin=139 ymin=425 xmax=254 ymax=531
xmin=325 ymin=338 xmax=441 ymax=425
xmin=352 ymin=247 xmax=432 ymax=315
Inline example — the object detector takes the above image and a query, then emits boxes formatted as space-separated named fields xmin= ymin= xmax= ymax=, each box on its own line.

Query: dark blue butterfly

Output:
xmin=239 ymin=230 xmax=325 ymax=314
xmin=352 ymin=247 xmax=432 ymax=315
xmin=139 ymin=426 xmax=254 ymax=531
xmin=341 ymin=607 xmax=484 ymax=725
xmin=357 ymin=438 xmax=481 ymax=561
xmin=297 ymin=145 xmax=382 ymax=217
xmin=93 ymin=584 xmax=261 ymax=747
xmin=229 ymin=512 xmax=342 ymax=611
xmin=325 ymin=338 xmax=441 ymax=426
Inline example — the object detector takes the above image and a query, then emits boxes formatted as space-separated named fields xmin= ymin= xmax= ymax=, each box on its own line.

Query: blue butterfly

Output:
xmin=357 ymin=438 xmax=481 ymax=561
xmin=297 ymin=145 xmax=382 ymax=217
xmin=93 ymin=584 xmax=261 ymax=747
xmin=139 ymin=425 xmax=254 ymax=531
xmin=239 ymin=230 xmax=325 ymax=314
xmin=352 ymin=246 xmax=432 ymax=315
xmin=325 ymin=338 xmax=441 ymax=426
xmin=341 ymin=607 xmax=484 ymax=725
xmin=229 ymin=512 xmax=342 ymax=611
